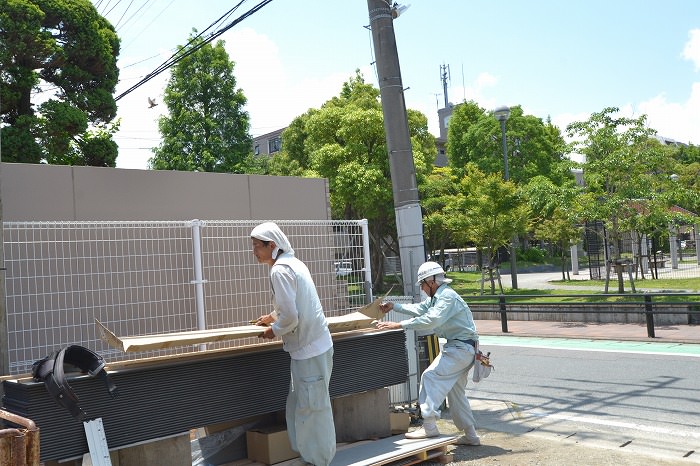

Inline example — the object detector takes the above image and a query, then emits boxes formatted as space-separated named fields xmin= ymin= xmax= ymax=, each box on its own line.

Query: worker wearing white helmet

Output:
xmin=376 ymin=261 xmax=481 ymax=446
xmin=251 ymin=222 xmax=336 ymax=466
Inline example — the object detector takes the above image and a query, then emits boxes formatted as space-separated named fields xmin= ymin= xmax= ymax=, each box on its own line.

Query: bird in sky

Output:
xmin=147 ymin=97 xmax=158 ymax=108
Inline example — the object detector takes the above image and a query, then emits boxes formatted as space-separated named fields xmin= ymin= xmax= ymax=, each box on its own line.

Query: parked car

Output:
xmin=335 ymin=261 xmax=353 ymax=277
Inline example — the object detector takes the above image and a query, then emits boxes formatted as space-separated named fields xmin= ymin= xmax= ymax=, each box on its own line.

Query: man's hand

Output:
xmin=379 ymin=302 xmax=394 ymax=314
xmin=375 ymin=321 xmax=401 ymax=330
xmin=254 ymin=314 xmax=275 ymax=326
xmin=258 ymin=327 xmax=275 ymax=339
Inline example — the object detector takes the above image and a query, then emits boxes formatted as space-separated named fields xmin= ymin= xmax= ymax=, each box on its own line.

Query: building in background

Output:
xmin=434 ymin=104 xmax=452 ymax=167
xmin=252 ymin=127 xmax=285 ymax=156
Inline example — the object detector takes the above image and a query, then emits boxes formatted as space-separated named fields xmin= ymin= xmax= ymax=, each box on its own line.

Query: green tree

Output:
xmin=534 ymin=207 xmax=582 ymax=280
xmin=150 ymin=32 xmax=251 ymax=172
xmin=420 ymin=166 xmax=460 ymax=266
xmin=447 ymin=102 xmax=570 ymax=184
xmin=0 ymin=0 xmax=120 ymax=165
xmin=669 ymin=143 xmax=700 ymax=215
xmin=521 ymin=174 xmax=584 ymax=273
xmin=521 ymin=175 xmax=581 ymax=222
xmin=446 ymin=100 xmax=489 ymax=171
xmin=448 ymin=165 xmax=531 ymax=294
xmin=617 ymin=140 xmax=698 ymax=280
xmin=566 ymin=107 xmax=696 ymax=288
xmin=270 ymin=71 xmax=435 ymax=291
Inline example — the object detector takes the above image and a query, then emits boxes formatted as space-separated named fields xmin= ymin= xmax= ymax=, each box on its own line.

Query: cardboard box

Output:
xmin=246 ymin=427 xmax=298 ymax=465
xmin=390 ymin=412 xmax=411 ymax=434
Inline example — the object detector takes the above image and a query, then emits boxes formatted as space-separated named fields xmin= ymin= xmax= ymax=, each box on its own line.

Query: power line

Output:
xmin=102 ymin=0 xmax=125 ymax=18
xmin=114 ymin=0 xmax=274 ymax=102
xmin=119 ymin=0 xmax=175 ymax=53
xmin=115 ymin=0 xmax=161 ymax=32
xmin=113 ymin=0 xmax=137 ymax=29
xmin=120 ymin=53 xmax=162 ymax=69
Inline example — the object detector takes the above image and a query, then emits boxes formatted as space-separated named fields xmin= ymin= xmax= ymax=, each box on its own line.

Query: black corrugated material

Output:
xmin=2 ymin=330 xmax=407 ymax=462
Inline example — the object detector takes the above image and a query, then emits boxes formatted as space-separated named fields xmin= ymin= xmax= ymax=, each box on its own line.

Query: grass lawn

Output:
xmin=549 ymin=276 xmax=700 ymax=291
xmin=380 ymin=266 xmax=700 ymax=303
xmin=380 ymin=271 xmax=700 ymax=304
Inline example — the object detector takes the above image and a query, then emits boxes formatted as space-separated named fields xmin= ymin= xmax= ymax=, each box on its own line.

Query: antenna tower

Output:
xmin=440 ymin=64 xmax=451 ymax=108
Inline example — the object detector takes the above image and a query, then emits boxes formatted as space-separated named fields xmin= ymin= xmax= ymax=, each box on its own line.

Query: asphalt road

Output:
xmin=468 ymin=336 xmax=700 ymax=462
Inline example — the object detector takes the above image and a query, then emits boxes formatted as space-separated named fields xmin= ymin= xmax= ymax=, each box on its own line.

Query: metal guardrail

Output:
xmin=0 ymin=409 xmax=39 ymax=466
xmin=468 ymin=292 xmax=700 ymax=338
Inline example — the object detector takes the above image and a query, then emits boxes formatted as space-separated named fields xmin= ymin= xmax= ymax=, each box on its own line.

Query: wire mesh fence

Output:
xmin=583 ymin=223 xmax=700 ymax=281
xmin=2 ymin=219 xmax=371 ymax=375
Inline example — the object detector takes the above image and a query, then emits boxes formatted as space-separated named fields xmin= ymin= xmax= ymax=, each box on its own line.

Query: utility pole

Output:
xmin=367 ymin=0 xmax=425 ymax=300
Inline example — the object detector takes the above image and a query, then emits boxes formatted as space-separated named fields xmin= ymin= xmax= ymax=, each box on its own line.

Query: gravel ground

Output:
xmin=420 ymin=418 xmax=696 ymax=466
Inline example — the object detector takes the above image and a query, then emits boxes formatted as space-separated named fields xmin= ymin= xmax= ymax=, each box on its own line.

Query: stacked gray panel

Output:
xmin=2 ymin=330 xmax=407 ymax=462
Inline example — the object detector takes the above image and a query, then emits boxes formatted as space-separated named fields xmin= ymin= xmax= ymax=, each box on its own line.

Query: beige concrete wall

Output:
xmin=0 ymin=162 xmax=332 ymax=376
xmin=0 ymin=162 xmax=330 ymax=221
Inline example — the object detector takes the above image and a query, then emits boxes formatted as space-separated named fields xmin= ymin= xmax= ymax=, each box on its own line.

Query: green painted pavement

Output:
xmin=479 ymin=335 xmax=700 ymax=356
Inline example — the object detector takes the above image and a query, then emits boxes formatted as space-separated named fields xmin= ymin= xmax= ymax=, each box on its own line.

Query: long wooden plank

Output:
xmin=96 ymin=298 xmax=386 ymax=353
xmin=95 ymin=319 xmax=266 ymax=352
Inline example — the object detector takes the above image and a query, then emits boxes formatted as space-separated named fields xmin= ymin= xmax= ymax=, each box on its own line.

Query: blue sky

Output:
xmin=94 ymin=0 xmax=700 ymax=169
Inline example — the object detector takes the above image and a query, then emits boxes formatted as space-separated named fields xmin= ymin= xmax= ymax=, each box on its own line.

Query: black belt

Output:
xmin=453 ymin=339 xmax=476 ymax=347
xmin=32 ymin=345 xmax=119 ymax=420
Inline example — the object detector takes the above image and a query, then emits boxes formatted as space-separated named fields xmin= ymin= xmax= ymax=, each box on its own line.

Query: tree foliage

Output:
xmin=447 ymin=164 xmax=531 ymax=294
xmin=447 ymin=102 xmax=571 ymax=184
xmin=0 ymin=0 xmax=120 ymax=166
xmin=564 ymin=107 xmax=699 ymax=288
xmin=150 ymin=32 xmax=251 ymax=172
xmin=420 ymin=166 xmax=460 ymax=263
xmin=567 ymin=108 xmax=675 ymax=257
xmin=534 ymin=207 xmax=582 ymax=280
xmin=269 ymin=71 xmax=435 ymax=291
xmin=520 ymin=175 xmax=581 ymax=221
xmin=668 ymin=143 xmax=700 ymax=215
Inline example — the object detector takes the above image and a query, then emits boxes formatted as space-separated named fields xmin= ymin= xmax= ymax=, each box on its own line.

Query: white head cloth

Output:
xmin=250 ymin=222 xmax=294 ymax=259
xmin=434 ymin=273 xmax=452 ymax=285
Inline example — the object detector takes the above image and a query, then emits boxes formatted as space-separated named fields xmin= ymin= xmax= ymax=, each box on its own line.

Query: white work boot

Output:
xmin=405 ymin=422 xmax=439 ymax=439
xmin=455 ymin=425 xmax=480 ymax=446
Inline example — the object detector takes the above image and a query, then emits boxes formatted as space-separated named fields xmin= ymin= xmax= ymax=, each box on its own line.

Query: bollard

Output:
xmin=644 ymin=294 xmax=656 ymax=338
xmin=499 ymin=295 xmax=509 ymax=333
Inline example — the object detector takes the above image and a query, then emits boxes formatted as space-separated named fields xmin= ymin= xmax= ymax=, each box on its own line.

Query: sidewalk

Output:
xmin=426 ymin=319 xmax=700 ymax=465
xmin=434 ymin=399 xmax=697 ymax=465
xmin=424 ymin=271 xmax=700 ymax=464
xmin=424 ymin=311 xmax=699 ymax=465
xmin=478 ymin=269 xmax=699 ymax=344
xmin=475 ymin=318 xmax=700 ymax=344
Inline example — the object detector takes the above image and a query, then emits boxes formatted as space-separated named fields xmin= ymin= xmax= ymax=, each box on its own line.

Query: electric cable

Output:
xmin=103 ymin=0 xmax=125 ymax=18
xmin=112 ymin=0 xmax=136 ymax=29
xmin=115 ymin=0 xmax=273 ymax=101
xmin=118 ymin=0 xmax=175 ymax=55
xmin=115 ymin=0 xmax=159 ymax=32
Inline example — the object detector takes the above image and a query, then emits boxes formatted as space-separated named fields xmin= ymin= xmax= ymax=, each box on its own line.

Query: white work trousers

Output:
xmin=287 ymin=348 xmax=336 ymax=466
xmin=418 ymin=341 xmax=476 ymax=431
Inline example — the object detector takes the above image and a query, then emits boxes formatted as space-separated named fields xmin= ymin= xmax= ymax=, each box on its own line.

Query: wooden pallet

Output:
xmin=331 ymin=434 xmax=457 ymax=466
xmin=377 ymin=444 xmax=453 ymax=466
xmin=221 ymin=434 xmax=457 ymax=466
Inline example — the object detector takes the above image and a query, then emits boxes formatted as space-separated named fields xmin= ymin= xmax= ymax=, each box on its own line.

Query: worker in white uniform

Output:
xmin=376 ymin=261 xmax=481 ymax=446
xmin=251 ymin=222 xmax=336 ymax=466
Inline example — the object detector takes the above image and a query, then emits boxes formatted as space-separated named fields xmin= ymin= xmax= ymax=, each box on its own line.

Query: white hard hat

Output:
xmin=416 ymin=261 xmax=446 ymax=285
